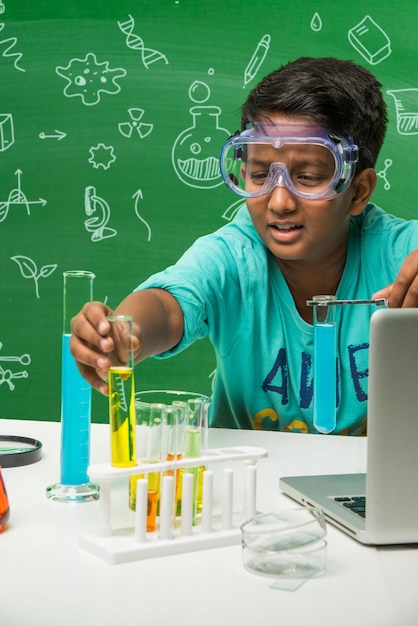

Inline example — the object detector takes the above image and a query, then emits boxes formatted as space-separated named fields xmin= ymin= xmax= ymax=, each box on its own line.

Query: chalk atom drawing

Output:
xmin=0 ymin=342 xmax=31 ymax=391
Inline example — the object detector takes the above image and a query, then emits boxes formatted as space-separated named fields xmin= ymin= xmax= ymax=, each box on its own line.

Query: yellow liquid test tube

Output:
xmin=107 ymin=316 xmax=136 ymax=468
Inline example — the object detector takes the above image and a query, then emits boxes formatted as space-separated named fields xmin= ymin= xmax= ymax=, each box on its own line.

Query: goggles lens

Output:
xmin=219 ymin=123 xmax=358 ymax=200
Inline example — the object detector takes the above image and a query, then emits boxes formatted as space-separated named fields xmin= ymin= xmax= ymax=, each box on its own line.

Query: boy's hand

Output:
xmin=373 ymin=249 xmax=418 ymax=308
xmin=70 ymin=301 xmax=118 ymax=394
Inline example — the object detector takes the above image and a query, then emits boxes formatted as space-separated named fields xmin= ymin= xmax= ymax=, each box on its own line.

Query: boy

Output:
xmin=71 ymin=57 xmax=418 ymax=434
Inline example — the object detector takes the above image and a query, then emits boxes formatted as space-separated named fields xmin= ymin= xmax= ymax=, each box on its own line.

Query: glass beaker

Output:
xmin=46 ymin=270 xmax=100 ymax=503
xmin=312 ymin=295 xmax=337 ymax=434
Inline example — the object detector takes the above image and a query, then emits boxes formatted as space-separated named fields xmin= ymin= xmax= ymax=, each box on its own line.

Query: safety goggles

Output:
xmin=219 ymin=122 xmax=359 ymax=200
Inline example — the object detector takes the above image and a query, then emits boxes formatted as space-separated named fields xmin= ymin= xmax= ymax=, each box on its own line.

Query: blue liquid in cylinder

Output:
xmin=313 ymin=323 xmax=337 ymax=434
xmin=60 ymin=334 xmax=92 ymax=485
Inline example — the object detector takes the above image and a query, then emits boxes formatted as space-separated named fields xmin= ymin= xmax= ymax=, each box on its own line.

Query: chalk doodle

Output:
xmin=117 ymin=14 xmax=168 ymax=69
xmin=222 ymin=198 xmax=245 ymax=222
xmin=88 ymin=143 xmax=116 ymax=170
xmin=377 ymin=158 xmax=392 ymax=190
xmin=39 ymin=129 xmax=66 ymax=141
xmin=0 ymin=342 xmax=31 ymax=391
xmin=243 ymin=34 xmax=270 ymax=88
xmin=348 ymin=16 xmax=391 ymax=66
xmin=55 ymin=53 xmax=127 ymax=106
xmin=118 ymin=108 xmax=154 ymax=139
xmin=387 ymin=89 xmax=418 ymax=135
xmin=0 ymin=113 xmax=14 ymax=150
xmin=310 ymin=12 xmax=323 ymax=32
xmin=172 ymin=79 xmax=230 ymax=189
xmin=0 ymin=23 xmax=25 ymax=72
xmin=132 ymin=189 xmax=151 ymax=241
xmin=10 ymin=255 xmax=57 ymax=299
xmin=84 ymin=186 xmax=117 ymax=241
xmin=0 ymin=169 xmax=47 ymax=223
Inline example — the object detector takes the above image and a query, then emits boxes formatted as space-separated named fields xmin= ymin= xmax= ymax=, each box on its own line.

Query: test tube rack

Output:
xmin=79 ymin=445 xmax=268 ymax=565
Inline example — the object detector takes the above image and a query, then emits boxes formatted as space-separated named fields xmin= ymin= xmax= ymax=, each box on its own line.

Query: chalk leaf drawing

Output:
xmin=11 ymin=255 xmax=57 ymax=298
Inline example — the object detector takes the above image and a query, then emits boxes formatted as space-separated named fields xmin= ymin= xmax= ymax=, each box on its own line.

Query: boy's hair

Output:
xmin=241 ymin=57 xmax=388 ymax=172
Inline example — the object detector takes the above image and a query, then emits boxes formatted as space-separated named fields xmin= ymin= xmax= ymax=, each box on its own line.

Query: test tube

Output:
xmin=185 ymin=398 xmax=205 ymax=522
xmin=46 ymin=270 xmax=99 ymax=502
xmin=312 ymin=295 xmax=337 ymax=434
xmin=129 ymin=402 xmax=164 ymax=532
xmin=108 ymin=315 xmax=137 ymax=468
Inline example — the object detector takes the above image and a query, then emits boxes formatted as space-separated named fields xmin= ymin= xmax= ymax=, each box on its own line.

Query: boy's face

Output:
xmin=245 ymin=114 xmax=363 ymax=266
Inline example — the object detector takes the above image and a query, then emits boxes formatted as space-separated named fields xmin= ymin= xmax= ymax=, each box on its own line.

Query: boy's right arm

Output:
xmin=70 ymin=288 xmax=184 ymax=394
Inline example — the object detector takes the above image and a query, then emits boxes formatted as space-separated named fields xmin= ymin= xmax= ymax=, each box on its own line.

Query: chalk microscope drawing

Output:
xmin=348 ymin=16 xmax=391 ymax=65
xmin=55 ymin=53 xmax=126 ymax=106
xmin=0 ymin=342 xmax=31 ymax=391
xmin=172 ymin=80 xmax=230 ymax=190
xmin=0 ymin=22 xmax=25 ymax=72
xmin=118 ymin=108 xmax=154 ymax=139
xmin=117 ymin=14 xmax=168 ymax=69
xmin=84 ymin=186 xmax=117 ymax=242
xmin=0 ymin=169 xmax=46 ymax=223
xmin=243 ymin=34 xmax=271 ymax=88
xmin=10 ymin=256 xmax=57 ymax=299
xmin=88 ymin=144 xmax=116 ymax=170
xmin=387 ymin=89 xmax=418 ymax=135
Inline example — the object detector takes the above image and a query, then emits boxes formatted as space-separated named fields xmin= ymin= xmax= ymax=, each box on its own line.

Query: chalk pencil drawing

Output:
xmin=243 ymin=34 xmax=271 ymax=88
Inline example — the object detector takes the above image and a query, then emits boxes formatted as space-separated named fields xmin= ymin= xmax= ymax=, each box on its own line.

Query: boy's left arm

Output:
xmin=372 ymin=249 xmax=418 ymax=307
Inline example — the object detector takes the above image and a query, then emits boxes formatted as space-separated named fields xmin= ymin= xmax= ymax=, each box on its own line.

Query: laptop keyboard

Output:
xmin=334 ymin=496 xmax=366 ymax=518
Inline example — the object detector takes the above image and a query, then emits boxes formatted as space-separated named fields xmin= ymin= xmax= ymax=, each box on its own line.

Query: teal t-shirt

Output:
xmin=136 ymin=203 xmax=418 ymax=434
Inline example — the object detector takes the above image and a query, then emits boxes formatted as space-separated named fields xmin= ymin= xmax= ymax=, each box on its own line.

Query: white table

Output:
xmin=1 ymin=419 xmax=417 ymax=626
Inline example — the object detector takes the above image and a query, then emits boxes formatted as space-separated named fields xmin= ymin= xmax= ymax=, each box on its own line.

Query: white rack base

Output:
xmin=80 ymin=445 xmax=268 ymax=565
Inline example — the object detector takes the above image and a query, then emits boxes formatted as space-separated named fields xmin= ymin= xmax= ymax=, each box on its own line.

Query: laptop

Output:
xmin=279 ymin=307 xmax=418 ymax=545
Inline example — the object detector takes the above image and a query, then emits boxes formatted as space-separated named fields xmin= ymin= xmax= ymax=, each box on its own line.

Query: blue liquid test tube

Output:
xmin=313 ymin=295 xmax=337 ymax=434
xmin=46 ymin=270 xmax=100 ymax=502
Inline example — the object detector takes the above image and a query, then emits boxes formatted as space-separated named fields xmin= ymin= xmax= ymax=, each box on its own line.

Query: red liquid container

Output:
xmin=0 ymin=467 xmax=10 ymax=531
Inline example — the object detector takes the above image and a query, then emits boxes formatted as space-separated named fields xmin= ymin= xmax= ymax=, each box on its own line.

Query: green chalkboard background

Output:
xmin=1 ymin=0 xmax=417 ymax=423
